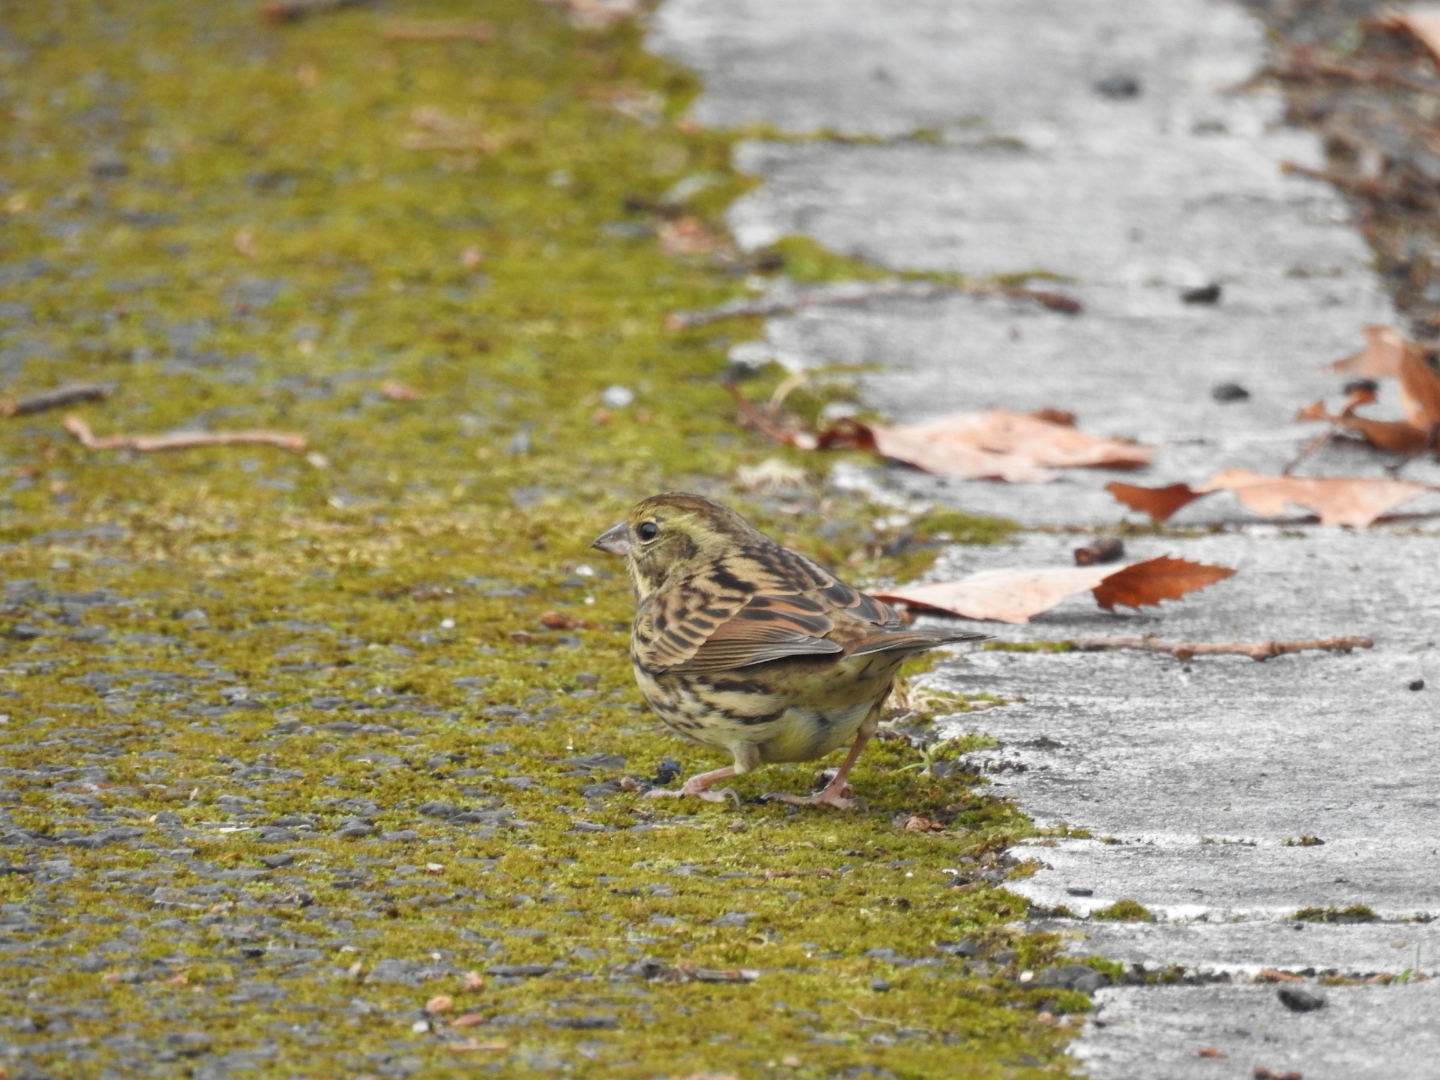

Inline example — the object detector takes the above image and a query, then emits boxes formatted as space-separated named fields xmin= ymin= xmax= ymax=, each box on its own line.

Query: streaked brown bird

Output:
xmin=591 ymin=492 xmax=985 ymax=808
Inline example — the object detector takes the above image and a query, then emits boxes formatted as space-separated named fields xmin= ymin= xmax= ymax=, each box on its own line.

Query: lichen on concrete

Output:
xmin=0 ymin=1 xmax=1078 ymax=1076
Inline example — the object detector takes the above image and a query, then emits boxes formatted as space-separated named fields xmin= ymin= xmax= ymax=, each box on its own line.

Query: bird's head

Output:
xmin=591 ymin=492 xmax=762 ymax=599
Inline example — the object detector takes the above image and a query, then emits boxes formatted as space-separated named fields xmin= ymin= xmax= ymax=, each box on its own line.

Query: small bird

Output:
xmin=591 ymin=492 xmax=985 ymax=808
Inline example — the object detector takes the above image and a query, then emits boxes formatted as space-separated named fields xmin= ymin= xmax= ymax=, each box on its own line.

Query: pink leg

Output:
xmin=763 ymin=731 xmax=872 ymax=810
xmin=644 ymin=764 xmax=740 ymax=804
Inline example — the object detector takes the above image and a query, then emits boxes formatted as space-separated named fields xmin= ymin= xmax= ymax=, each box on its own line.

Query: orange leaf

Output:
xmin=1106 ymin=481 xmax=1207 ymax=522
xmin=1336 ymin=414 xmax=1431 ymax=455
xmin=1387 ymin=10 xmax=1440 ymax=65
xmin=1332 ymin=325 xmax=1407 ymax=378
xmin=1397 ymin=337 xmax=1440 ymax=432
xmin=870 ymin=409 xmax=1152 ymax=483
xmin=874 ymin=556 xmax=1234 ymax=624
xmin=1196 ymin=468 xmax=1433 ymax=526
xmin=1091 ymin=556 xmax=1235 ymax=612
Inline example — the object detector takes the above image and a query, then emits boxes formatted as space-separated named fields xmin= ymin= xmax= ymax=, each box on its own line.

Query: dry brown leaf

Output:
xmin=870 ymin=409 xmax=1152 ymax=483
xmin=658 ymin=217 xmax=719 ymax=256
xmin=1106 ymin=481 xmax=1206 ymax=522
xmin=1196 ymin=468 xmax=1433 ymax=526
xmin=872 ymin=556 xmax=1233 ymax=625
xmin=874 ymin=566 xmax=1114 ymax=624
xmin=425 ymin=994 xmax=454 ymax=1014
xmin=543 ymin=0 xmax=643 ymax=31
xmin=1385 ymin=8 xmax=1440 ymax=65
xmin=381 ymin=381 xmax=424 ymax=402
xmin=1333 ymin=324 xmax=1407 ymax=378
xmin=1296 ymin=385 xmax=1432 ymax=455
xmin=446 ymin=1038 xmax=509 ymax=1052
xmin=452 ymin=1011 xmax=486 ymax=1027
xmin=1397 ymin=336 xmax=1440 ymax=433
xmin=1091 ymin=556 xmax=1235 ymax=612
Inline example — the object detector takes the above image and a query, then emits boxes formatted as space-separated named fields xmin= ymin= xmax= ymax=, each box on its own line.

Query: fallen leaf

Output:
xmin=381 ymin=381 xmax=424 ymax=402
xmin=1257 ymin=968 xmax=1305 ymax=983
xmin=1296 ymin=397 xmax=1429 ymax=455
xmin=539 ymin=610 xmax=600 ymax=630
xmin=873 ymin=556 xmax=1234 ymax=625
xmin=1333 ymin=325 xmax=1407 ymax=379
xmin=461 ymin=970 xmax=484 ymax=991
xmin=1397 ymin=335 xmax=1440 ymax=433
xmin=1196 ymin=468 xmax=1433 ymax=527
xmin=1384 ymin=8 xmax=1440 ymax=66
xmin=869 ymin=409 xmax=1152 ymax=483
xmin=1198 ymin=1047 xmax=1223 ymax=1058
xmin=658 ymin=217 xmax=719 ymax=256
xmin=1091 ymin=556 xmax=1236 ymax=612
xmin=452 ymin=1011 xmax=486 ymax=1027
xmin=1106 ymin=481 xmax=1206 ymax=522
xmin=735 ymin=458 xmax=810 ymax=493
xmin=426 ymin=994 xmax=454 ymax=1014
xmin=543 ymin=0 xmax=643 ymax=31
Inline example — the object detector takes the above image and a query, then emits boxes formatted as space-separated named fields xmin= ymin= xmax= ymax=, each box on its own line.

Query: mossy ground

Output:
xmin=0 ymin=2 xmax=1080 ymax=1077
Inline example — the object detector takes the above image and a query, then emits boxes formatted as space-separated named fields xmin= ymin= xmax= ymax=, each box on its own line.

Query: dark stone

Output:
xmin=1277 ymin=987 xmax=1325 ymax=1013
xmin=870 ymin=977 xmax=892 ymax=992
xmin=1409 ymin=678 xmax=1425 ymax=691
xmin=712 ymin=912 xmax=750 ymax=928
xmin=1095 ymin=74 xmax=1141 ymax=98
xmin=485 ymin=963 xmax=552 ymax=978
xmin=258 ymin=854 xmax=295 ymax=869
xmin=1183 ymin=283 xmax=1223 ymax=305
xmin=934 ymin=940 xmax=981 ymax=957
xmin=565 ymin=752 xmax=626 ymax=772
xmin=1065 ymin=887 xmax=1094 ymax=897
xmin=1211 ymin=381 xmax=1250 ymax=402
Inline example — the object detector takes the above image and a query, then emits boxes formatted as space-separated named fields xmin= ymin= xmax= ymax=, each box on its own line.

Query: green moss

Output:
xmin=984 ymin=641 xmax=1077 ymax=654
xmin=1090 ymin=900 xmax=1154 ymax=923
xmin=1282 ymin=835 xmax=1326 ymax=847
xmin=0 ymin=0 xmax=1064 ymax=1075
xmin=1293 ymin=905 xmax=1379 ymax=923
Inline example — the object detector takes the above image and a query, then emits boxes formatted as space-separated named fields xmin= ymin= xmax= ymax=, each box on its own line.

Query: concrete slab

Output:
xmin=651 ymin=0 xmax=1440 ymax=1073
xmin=1042 ymin=919 xmax=1440 ymax=978
xmin=1074 ymin=982 xmax=1440 ymax=1080
xmin=652 ymin=0 xmax=1420 ymax=527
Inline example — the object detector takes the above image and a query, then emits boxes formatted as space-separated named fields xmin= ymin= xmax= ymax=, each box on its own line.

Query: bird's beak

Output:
xmin=591 ymin=522 xmax=631 ymax=557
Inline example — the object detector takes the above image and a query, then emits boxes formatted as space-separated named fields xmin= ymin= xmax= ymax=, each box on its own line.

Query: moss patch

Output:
xmin=1089 ymin=900 xmax=1154 ymax=923
xmin=0 ymin=0 xmax=1064 ymax=1076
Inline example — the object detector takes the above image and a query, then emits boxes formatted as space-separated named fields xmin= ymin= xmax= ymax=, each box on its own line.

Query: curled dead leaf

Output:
xmin=1106 ymin=481 xmax=1207 ymax=523
xmin=1091 ymin=556 xmax=1235 ymax=612
xmin=1333 ymin=325 xmax=1407 ymax=379
xmin=872 ymin=555 xmax=1234 ymax=625
xmin=381 ymin=381 xmax=424 ymax=402
xmin=426 ymin=994 xmax=454 ymax=1014
xmin=658 ymin=217 xmax=720 ymax=256
xmin=1196 ymin=468 xmax=1433 ymax=527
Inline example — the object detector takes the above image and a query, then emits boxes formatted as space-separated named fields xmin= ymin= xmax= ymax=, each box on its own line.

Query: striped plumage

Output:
xmin=591 ymin=492 xmax=985 ymax=807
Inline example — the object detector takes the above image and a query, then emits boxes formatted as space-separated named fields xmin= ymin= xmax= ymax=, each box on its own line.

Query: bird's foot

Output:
xmin=762 ymin=783 xmax=856 ymax=810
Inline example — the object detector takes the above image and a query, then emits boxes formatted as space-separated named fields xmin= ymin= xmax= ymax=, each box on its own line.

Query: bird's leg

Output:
xmin=644 ymin=765 xmax=739 ymax=803
xmin=764 ymin=728 xmax=872 ymax=810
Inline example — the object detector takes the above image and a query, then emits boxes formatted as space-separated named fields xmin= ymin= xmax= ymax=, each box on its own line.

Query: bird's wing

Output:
xmin=669 ymin=592 xmax=843 ymax=673
xmin=631 ymin=566 xmax=756 ymax=672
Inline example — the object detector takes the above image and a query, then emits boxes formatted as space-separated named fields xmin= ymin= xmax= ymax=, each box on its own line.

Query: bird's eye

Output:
xmin=637 ymin=521 xmax=659 ymax=542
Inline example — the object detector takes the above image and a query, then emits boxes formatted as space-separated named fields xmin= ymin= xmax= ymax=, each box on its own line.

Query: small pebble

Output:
xmin=1211 ymin=381 xmax=1249 ymax=402
xmin=1184 ymin=283 xmax=1223 ymax=305
xmin=1277 ymin=986 xmax=1325 ymax=1013
xmin=602 ymin=385 xmax=635 ymax=408
xmin=870 ymin=977 xmax=892 ymax=992
xmin=1095 ymin=74 xmax=1141 ymax=98
xmin=1409 ymin=678 xmax=1425 ymax=691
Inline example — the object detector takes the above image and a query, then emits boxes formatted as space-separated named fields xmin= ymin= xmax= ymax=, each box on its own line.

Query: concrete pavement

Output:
xmin=651 ymin=0 xmax=1440 ymax=1072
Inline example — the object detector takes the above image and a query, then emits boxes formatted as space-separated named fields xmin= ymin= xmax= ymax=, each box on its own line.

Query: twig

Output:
xmin=1073 ymin=637 xmax=1373 ymax=661
xmin=380 ymin=20 xmax=493 ymax=42
xmin=261 ymin=0 xmax=368 ymax=22
xmin=1268 ymin=49 xmax=1439 ymax=95
xmin=63 ymin=415 xmax=307 ymax=454
xmin=669 ymin=278 xmax=1081 ymax=330
xmin=1 ymin=383 xmax=111 ymax=418
xmin=1282 ymin=428 xmax=1334 ymax=475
